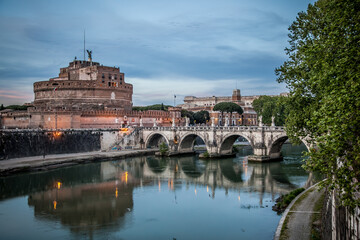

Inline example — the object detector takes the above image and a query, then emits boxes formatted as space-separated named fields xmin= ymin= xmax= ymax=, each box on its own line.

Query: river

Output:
xmin=0 ymin=143 xmax=314 ymax=240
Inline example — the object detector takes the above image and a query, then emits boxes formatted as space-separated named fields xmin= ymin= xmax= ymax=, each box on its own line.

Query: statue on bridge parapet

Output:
xmin=271 ymin=116 xmax=275 ymax=127
xmin=258 ymin=116 xmax=263 ymax=127
xmin=211 ymin=117 xmax=215 ymax=127
xmin=153 ymin=118 xmax=157 ymax=127
xmin=185 ymin=117 xmax=190 ymax=127
xmin=224 ymin=116 xmax=229 ymax=127
xmin=172 ymin=117 xmax=176 ymax=127
xmin=140 ymin=118 xmax=143 ymax=127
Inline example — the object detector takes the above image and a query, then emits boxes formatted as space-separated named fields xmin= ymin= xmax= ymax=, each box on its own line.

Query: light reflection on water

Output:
xmin=0 ymin=143 xmax=315 ymax=240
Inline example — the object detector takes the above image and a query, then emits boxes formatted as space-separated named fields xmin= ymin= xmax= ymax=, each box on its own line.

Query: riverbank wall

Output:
xmin=0 ymin=129 xmax=101 ymax=160
xmin=322 ymin=189 xmax=359 ymax=239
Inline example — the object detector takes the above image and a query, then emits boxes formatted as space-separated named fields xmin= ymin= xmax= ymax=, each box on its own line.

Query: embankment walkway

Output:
xmin=274 ymin=182 xmax=325 ymax=240
xmin=0 ymin=149 xmax=157 ymax=176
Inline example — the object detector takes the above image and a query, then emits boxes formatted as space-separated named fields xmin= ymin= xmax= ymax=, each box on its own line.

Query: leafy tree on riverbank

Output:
xmin=252 ymin=96 xmax=289 ymax=126
xmin=276 ymin=0 xmax=360 ymax=208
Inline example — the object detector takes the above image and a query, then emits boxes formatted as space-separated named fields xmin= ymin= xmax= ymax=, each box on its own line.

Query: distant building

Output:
xmin=179 ymin=89 xmax=287 ymax=126
xmin=1 ymin=56 xmax=182 ymax=129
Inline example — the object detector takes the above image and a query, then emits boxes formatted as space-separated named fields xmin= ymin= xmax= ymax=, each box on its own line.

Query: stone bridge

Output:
xmin=138 ymin=126 xmax=311 ymax=161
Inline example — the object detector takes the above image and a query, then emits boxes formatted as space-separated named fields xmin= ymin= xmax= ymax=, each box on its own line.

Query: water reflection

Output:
xmin=28 ymin=180 xmax=136 ymax=234
xmin=0 ymin=144 xmax=312 ymax=239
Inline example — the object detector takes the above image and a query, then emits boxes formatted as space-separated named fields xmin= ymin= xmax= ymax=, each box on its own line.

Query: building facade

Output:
xmin=179 ymin=89 xmax=287 ymax=126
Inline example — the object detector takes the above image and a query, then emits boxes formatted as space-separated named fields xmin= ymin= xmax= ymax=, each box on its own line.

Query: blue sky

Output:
xmin=0 ymin=0 xmax=315 ymax=106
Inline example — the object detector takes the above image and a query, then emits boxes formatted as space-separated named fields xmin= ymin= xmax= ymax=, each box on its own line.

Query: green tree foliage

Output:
xmin=132 ymin=103 xmax=172 ymax=111
xmin=181 ymin=110 xmax=210 ymax=124
xmin=4 ymin=105 xmax=32 ymax=111
xmin=276 ymin=0 xmax=360 ymax=208
xmin=193 ymin=110 xmax=210 ymax=124
xmin=159 ymin=142 xmax=169 ymax=155
xmin=213 ymin=102 xmax=243 ymax=115
xmin=0 ymin=104 xmax=4 ymax=110
xmin=181 ymin=110 xmax=195 ymax=124
xmin=252 ymin=96 xmax=289 ymax=126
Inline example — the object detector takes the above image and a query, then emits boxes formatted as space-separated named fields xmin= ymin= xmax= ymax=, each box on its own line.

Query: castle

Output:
xmin=0 ymin=54 xmax=181 ymax=129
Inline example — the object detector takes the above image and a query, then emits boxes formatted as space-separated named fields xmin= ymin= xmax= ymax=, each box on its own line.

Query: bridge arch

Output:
xmin=145 ymin=132 xmax=169 ymax=148
xmin=178 ymin=133 xmax=207 ymax=153
xmin=219 ymin=133 xmax=253 ymax=156
xmin=220 ymin=160 xmax=243 ymax=183
xmin=178 ymin=156 xmax=206 ymax=179
xmin=145 ymin=156 xmax=169 ymax=174
xmin=268 ymin=134 xmax=310 ymax=159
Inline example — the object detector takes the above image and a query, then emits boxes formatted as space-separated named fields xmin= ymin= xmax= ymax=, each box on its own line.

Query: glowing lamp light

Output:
xmin=121 ymin=172 xmax=128 ymax=184
xmin=115 ymin=187 xmax=118 ymax=198
xmin=56 ymin=181 xmax=62 ymax=189
xmin=53 ymin=200 xmax=57 ymax=210
xmin=52 ymin=131 xmax=62 ymax=138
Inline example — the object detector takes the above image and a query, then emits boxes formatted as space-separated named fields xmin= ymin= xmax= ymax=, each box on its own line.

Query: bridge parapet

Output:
xmin=142 ymin=126 xmax=285 ymax=132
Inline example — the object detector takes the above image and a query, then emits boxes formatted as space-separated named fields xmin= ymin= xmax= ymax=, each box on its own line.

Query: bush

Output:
xmin=273 ymin=188 xmax=305 ymax=213
xmin=159 ymin=142 xmax=169 ymax=155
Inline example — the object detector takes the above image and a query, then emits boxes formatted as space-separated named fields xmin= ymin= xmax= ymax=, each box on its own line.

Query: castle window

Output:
xmin=108 ymin=74 xmax=111 ymax=79
xmin=108 ymin=82 xmax=111 ymax=87
xmin=102 ymin=80 xmax=105 ymax=83
xmin=115 ymin=75 xmax=117 ymax=79
xmin=120 ymin=76 xmax=123 ymax=80
xmin=120 ymin=81 xmax=122 ymax=85
xmin=102 ymin=74 xmax=105 ymax=78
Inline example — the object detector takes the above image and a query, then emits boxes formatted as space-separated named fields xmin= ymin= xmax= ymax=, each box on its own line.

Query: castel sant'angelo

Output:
xmin=1 ymin=52 xmax=181 ymax=129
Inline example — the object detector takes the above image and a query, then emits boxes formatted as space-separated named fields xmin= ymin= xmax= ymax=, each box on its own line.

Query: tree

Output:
xmin=4 ymin=105 xmax=32 ymax=110
xmin=193 ymin=110 xmax=210 ymax=124
xmin=252 ymin=96 xmax=289 ymax=125
xmin=181 ymin=110 xmax=195 ymax=124
xmin=159 ymin=142 xmax=169 ymax=156
xmin=276 ymin=0 xmax=360 ymax=208
xmin=213 ymin=102 xmax=243 ymax=115
xmin=0 ymin=104 xmax=4 ymax=110
xmin=132 ymin=104 xmax=172 ymax=111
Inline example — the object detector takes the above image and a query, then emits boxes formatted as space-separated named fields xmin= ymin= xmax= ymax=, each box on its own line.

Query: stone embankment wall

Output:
xmin=0 ymin=130 xmax=101 ymax=159
xmin=322 ymin=189 xmax=359 ymax=240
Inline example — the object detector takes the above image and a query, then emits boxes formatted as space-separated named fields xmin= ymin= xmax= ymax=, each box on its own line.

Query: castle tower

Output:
xmin=232 ymin=89 xmax=241 ymax=104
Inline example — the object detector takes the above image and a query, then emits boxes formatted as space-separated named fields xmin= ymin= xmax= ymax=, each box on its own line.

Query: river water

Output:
xmin=0 ymin=143 xmax=313 ymax=240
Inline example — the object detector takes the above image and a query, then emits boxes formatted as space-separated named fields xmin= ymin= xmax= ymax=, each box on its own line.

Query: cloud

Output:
xmin=0 ymin=0 xmax=313 ymax=105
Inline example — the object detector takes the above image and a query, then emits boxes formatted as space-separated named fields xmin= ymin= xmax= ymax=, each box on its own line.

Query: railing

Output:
xmin=141 ymin=126 xmax=285 ymax=131
xmin=0 ymin=126 xmax=285 ymax=133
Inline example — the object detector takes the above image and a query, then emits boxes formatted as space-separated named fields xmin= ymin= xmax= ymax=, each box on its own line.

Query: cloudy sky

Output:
xmin=0 ymin=0 xmax=315 ymax=106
